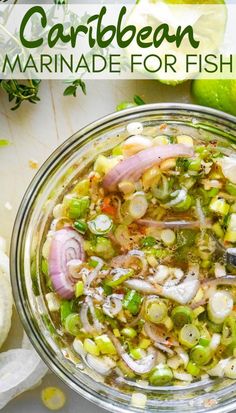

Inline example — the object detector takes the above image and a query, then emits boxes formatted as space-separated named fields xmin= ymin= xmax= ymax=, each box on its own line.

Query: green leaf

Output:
xmin=63 ymin=85 xmax=76 ymax=97
xmin=133 ymin=95 xmax=145 ymax=105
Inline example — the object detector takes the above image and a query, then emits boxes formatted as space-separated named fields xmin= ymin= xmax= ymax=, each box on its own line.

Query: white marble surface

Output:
xmin=0 ymin=79 xmax=192 ymax=412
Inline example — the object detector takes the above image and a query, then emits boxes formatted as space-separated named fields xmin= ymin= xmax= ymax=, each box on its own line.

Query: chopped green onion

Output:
xmin=75 ymin=281 xmax=84 ymax=298
xmin=128 ymin=192 xmax=148 ymax=219
xmin=60 ymin=300 xmax=73 ymax=323
xmin=84 ymin=237 xmax=115 ymax=260
xmin=161 ymin=229 xmax=176 ymax=246
xmin=199 ymin=337 xmax=210 ymax=347
xmin=74 ymin=219 xmax=88 ymax=234
xmin=186 ymin=361 xmax=201 ymax=376
xmin=222 ymin=316 xmax=236 ymax=346
xmin=209 ymin=197 xmax=230 ymax=216
xmin=116 ymin=102 xmax=137 ymax=111
xmin=121 ymin=327 xmax=137 ymax=339
xmin=179 ymin=324 xmax=200 ymax=348
xmin=149 ymin=365 xmax=173 ymax=386
xmin=188 ymin=158 xmax=201 ymax=172
xmin=67 ymin=196 xmax=90 ymax=219
xmin=107 ymin=269 xmax=133 ymax=287
xmin=88 ymin=214 xmax=113 ymax=235
xmin=190 ymin=345 xmax=212 ymax=366
xmin=224 ymin=359 xmax=236 ymax=379
xmin=224 ymin=213 xmax=236 ymax=242
xmin=84 ymin=338 xmax=100 ymax=356
xmin=174 ymin=194 xmax=192 ymax=212
xmin=130 ymin=348 xmax=145 ymax=360
xmin=225 ymin=182 xmax=236 ymax=196
xmin=123 ymin=290 xmax=142 ymax=315
xmin=207 ymin=188 xmax=219 ymax=197
xmin=171 ymin=306 xmax=193 ymax=328
xmin=64 ymin=313 xmax=81 ymax=336
xmin=139 ymin=338 xmax=151 ymax=349
xmin=140 ymin=236 xmax=156 ymax=248
xmin=145 ymin=298 xmax=167 ymax=324
xmin=95 ymin=334 xmax=117 ymax=355
xmin=212 ymin=222 xmax=224 ymax=239
xmin=208 ymin=291 xmax=233 ymax=324
xmin=73 ymin=179 xmax=90 ymax=196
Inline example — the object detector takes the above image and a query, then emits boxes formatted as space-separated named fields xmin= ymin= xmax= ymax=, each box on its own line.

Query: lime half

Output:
xmin=192 ymin=79 xmax=236 ymax=116
xmin=125 ymin=0 xmax=226 ymax=84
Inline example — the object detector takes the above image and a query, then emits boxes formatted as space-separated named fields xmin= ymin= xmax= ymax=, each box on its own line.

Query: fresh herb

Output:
xmin=133 ymin=94 xmax=145 ymax=105
xmin=0 ymin=79 xmax=41 ymax=110
xmin=116 ymin=95 xmax=146 ymax=111
xmin=176 ymin=157 xmax=190 ymax=171
xmin=63 ymin=79 xmax=87 ymax=98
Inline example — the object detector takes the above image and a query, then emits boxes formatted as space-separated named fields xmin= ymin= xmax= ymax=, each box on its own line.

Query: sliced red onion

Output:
xmin=85 ymin=257 xmax=104 ymax=288
xmin=108 ymin=333 xmax=156 ymax=374
xmin=111 ymin=252 xmax=148 ymax=275
xmin=137 ymin=219 xmax=207 ymax=229
xmin=121 ymin=353 xmax=156 ymax=375
xmin=154 ymin=342 xmax=174 ymax=356
xmin=80 ymin=303 xmax=95 ymax=334
xmin=163 ymin=189 xmax=187 ymax=208
xmin=103 ymin=144 xmax=194 ymax=191
xmin=144 ymin=322 xmax=178 ymax=347
xmin=161 ymin=279 xmax=200 ymax=304
xmin=86 ymin=354 xmax=114 ymax=376
xmin=48 ymin=228 xmax=84 ymax=299
xmin=102 ymin=294 xmax=123 ymax=318
xmin=202 ymin=276 xmax=236 ymax=287
xmin=195 ymin=199 xmax=206 ymax=228
xmin=124 ymin=279 xmax=157 ymax=294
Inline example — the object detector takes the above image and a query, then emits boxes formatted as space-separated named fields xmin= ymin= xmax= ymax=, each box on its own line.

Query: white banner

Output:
xmin=0 ymin=2 xmax=235 ymax=80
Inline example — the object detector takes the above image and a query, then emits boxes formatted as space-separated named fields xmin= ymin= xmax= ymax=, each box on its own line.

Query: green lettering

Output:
xmin=97 ymin=7 xmax=115 ymax=48
xmin=136 ymin=26 xmax=152 ymax=48
xmin=48 ymin=24 xmax=71 ymax=48
xmin=176 ymin=26 xmax=199 ymax=49
xmin=117 ymin=6 xmax=136 ymax=48
xmin=2 ymin=54 xmax=22 ymax=73
xmin=20 ymin=6 xmax=46 ymax=48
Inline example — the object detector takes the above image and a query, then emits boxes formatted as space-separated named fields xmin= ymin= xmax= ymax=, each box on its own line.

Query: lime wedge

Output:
xmin=192 ymin=79 xmax=236 ymax=116
xmin=125 ymin=0 xmax=226 ymax=85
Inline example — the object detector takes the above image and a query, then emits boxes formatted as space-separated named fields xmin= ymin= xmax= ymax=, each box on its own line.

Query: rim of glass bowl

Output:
xmin=10 ymin=104 xmax=236 ymax=413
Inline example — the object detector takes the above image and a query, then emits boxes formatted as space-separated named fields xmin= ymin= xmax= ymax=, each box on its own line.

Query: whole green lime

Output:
xmin=192 ymin=79 xmax=236 ymax=117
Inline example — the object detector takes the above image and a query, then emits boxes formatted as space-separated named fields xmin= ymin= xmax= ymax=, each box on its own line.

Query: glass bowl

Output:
xmin=11 ymin=104 xmax=236 ymax=413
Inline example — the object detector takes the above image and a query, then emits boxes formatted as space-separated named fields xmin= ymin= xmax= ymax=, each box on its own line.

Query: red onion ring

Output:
xmin=48 ymin=227 xmax=84 ymax=299
xmin=103 ymin=144 xmax=194 ymax=192
xmin=108 ymin=332 xmax=156 ymax=374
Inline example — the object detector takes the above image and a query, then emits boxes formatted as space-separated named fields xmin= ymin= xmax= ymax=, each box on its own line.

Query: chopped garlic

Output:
xmin=126 ymin=122 xmax=143 ymax=135
xmin=122 ymin=135 xmax=152 ymax=156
